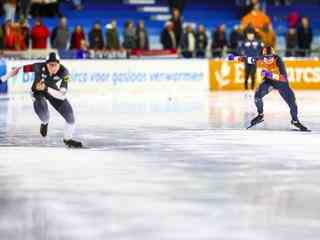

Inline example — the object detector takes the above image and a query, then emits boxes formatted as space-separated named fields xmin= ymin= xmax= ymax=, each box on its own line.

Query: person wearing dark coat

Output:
xmin=160 ymin=21 xmax=177 ymax=50
xmin=170 ymin=8 xmax=183 ymax=47
xmin=229 ymin=25 xmax=244 ymax=54
xmin=122 ymin=21 xmax=136 ymax=50
xmin=105 ymin=20 xmax=120 ymax=50
xmin=51 ymin=16 xmax=69 ymax=50
xmin=195 ymin=25 xmax=208 ymax=58
xmin=297 ymin=17 xmax=313 ymax=57
xmin=135 ymin=20 xmax=149 ymax=50
xmin=211 ymin=24 xmax=228 ymax=58
xmin=167 ymin=0 xmax=186 ymax=13
xmin=285 ymin=27 xmax=298 ymax=57
xmin=88 ymin=21 xmax=104 ymax=50
xmin=180 ymin=25 xmax=196 ymax=58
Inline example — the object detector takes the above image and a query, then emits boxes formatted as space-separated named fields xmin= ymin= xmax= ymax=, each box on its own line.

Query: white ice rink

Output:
xmin=0 ymin=91 xmax=320 ymax=240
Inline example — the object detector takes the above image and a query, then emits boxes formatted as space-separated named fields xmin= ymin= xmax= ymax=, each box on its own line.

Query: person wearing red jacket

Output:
xmin=70 ymin=25 xmax=85 ymax=50
xmin=31 ymin=18 xmax=49 ymax=49
xmin=4 ymin=21 xmax=26 ymax=50
xmin=4 ymin=21 xmax=16 ymax=50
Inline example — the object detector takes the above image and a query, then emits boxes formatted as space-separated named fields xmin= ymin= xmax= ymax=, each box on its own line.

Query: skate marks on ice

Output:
xmin=0 ymin=123 xmax=318 ymax=151
xmin=0 ymin=125 xmax=317 ymax=153
xmin=1 ymin=129 xmax=320 ymax=240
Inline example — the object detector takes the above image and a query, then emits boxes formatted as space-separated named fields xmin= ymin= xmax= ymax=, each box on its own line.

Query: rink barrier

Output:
xmin=0 ymin=59 xmax=7 ymax=95
xmin=6 ymin=59 xmax=209 ymax=94
xmin=209 ymin=59 xmax=320 ymax=90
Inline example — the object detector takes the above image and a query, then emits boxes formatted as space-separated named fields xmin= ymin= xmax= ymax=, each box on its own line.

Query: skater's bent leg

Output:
xmin=244 ymin=64 xmax=250 ymax=90
xmin=251 ymin=65 xmax=257 ymax=90
xmin=254 ymin=80 xmax=272 ymax=115
xmin=59 ymin=100 xmax=75 ymax=140
xmin=49 ymin=98 xmax=76 ymax=140
xmin=33 ymin=95 xmax=49 ymax=124
xmin=278 ymin=84 xmax=299 ymax=121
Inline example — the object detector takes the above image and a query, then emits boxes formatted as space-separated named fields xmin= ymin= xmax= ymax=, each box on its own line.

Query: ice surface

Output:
xmin=0 ymin=91 xmax=320 ymax=240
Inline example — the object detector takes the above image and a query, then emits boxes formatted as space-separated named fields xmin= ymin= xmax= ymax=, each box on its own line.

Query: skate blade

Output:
xmin=291 ymin=127 xmax=312 ymax=132
xmin=247 ymin=120 xmax=264 ymax=129
xmin=66 ymin=146 xmax=86 ymax=149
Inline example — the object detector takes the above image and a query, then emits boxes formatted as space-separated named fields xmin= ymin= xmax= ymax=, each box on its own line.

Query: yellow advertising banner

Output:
xmin=209 ymin=59 xmax=320 ymax=90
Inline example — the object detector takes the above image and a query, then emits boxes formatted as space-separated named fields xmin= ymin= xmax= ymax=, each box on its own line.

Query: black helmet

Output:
xmin=245 ymin=26 xmax=255 ymax=35
xmin=46 ymin=52 xmax=60 ymax=63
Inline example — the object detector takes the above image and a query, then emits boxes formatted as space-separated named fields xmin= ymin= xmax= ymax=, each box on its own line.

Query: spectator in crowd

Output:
xmin=170 ymin=8 xmax=183 ymax=47
xmin=285 ymin=27 xmax=298 ymax=57
xmin=0 ymin=25 xmax=4 ymax=50
xmin=211 ymin=24 xmax=228 ymax=58
xmin=271 ymin=0 xmax=292 ymax=6
xmin=241 ymin=3 xmax=271 ymax=31
xmin=18 ymin=0 xmax=32 ymax=20
xmin=180 ymin=25 xmax=196 ymax=58
xmin=135 ymin=20 xmax=149 ymax=50
xmin=297 ymin=17 xmax=313 ymax=57
xmin=70 ymin=25 xmax=85 ymax=50
xmin=31 ymin=0 xmax=61 ymax=18
xmin=71 ymin=0 xmax=83 ymax=11
xmin=51 ymin=16 xmax=69 ymax=50
xmin=4 ymin=21 xmax=26 ymax=50
xmin=229 ymin=25 xmax=244 ymax=54
xmin=75 ymin=39 xmax=89 ymax=58
xmin=122 ymin=20 xmax=136 ymax=51
xmin=160 ymin=21 xmax=177 ymax=50
xmin=288 ymin=11 xmax=300 ymax=28
xmin=242 ymin=0 xmax=259 ymax=17
xmin=19 ymin=18 xmax=30 ymax=48
xmin=88 ymin=21 xmax=104 ymax=50
xmin=30 ymin=0 xmax=42 ymax=17
xmin=4 ymin=0 xmax=16 ymax=22
xmin=46 ymin=0 xmax=61 ymax=17
xmin=167 ymin=0 xmax=186 ymax=13
xmin=195 ymin=24 xmax=208 ymax=58
xmin=4 ymin=21 xmax=16 ymax=49
xmin=31 ymin=18 xmax=49 ymax=49
xmin=258 ymin=23 xmax=276 ymax=49
xmin=106 ymin=20 xmax=120 ymax=50
xmin=14 ymin=22 xmax=27 ymax=50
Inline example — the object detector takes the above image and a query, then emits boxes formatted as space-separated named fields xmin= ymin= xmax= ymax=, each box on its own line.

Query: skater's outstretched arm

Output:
xmin=0 ymin=63 xmax=37 ymax=82
xmin=0 ymin=67 xmax=21 ymax=82
xmin=227 ymin=54 xmax=256 ymax=64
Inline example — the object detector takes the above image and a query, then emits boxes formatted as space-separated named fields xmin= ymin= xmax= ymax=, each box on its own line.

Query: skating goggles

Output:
xmin=263 ymin=55 xmax=275 ymax=64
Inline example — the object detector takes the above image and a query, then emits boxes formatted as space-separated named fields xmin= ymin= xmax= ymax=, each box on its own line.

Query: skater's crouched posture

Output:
xmin=8 ymin=52 xmax=83 ymax=147
xmin=229 ymin=46 xmax=309 ymax=131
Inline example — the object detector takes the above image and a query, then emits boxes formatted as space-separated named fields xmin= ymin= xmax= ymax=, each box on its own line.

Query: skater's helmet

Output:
xmin=46 ymin=52 xmax=60 ymax=64
xmin=262 ymin=46 xmax=275 ymax=64
xmin=245 ymin=27 xmax=256 ymax=41
xmin=261 ymin=46 xmax=275 ymax=57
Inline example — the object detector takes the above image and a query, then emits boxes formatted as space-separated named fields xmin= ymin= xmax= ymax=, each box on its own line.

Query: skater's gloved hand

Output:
xmin=227 ymin=54 xmax=235 ymax=61
xmin=35 ymin=80 xmax=47 ymax=91
xmin=3 ymin=67 xmax=21 ymax=81
xmin=261 ymin=70 xmax=273 ymax=79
